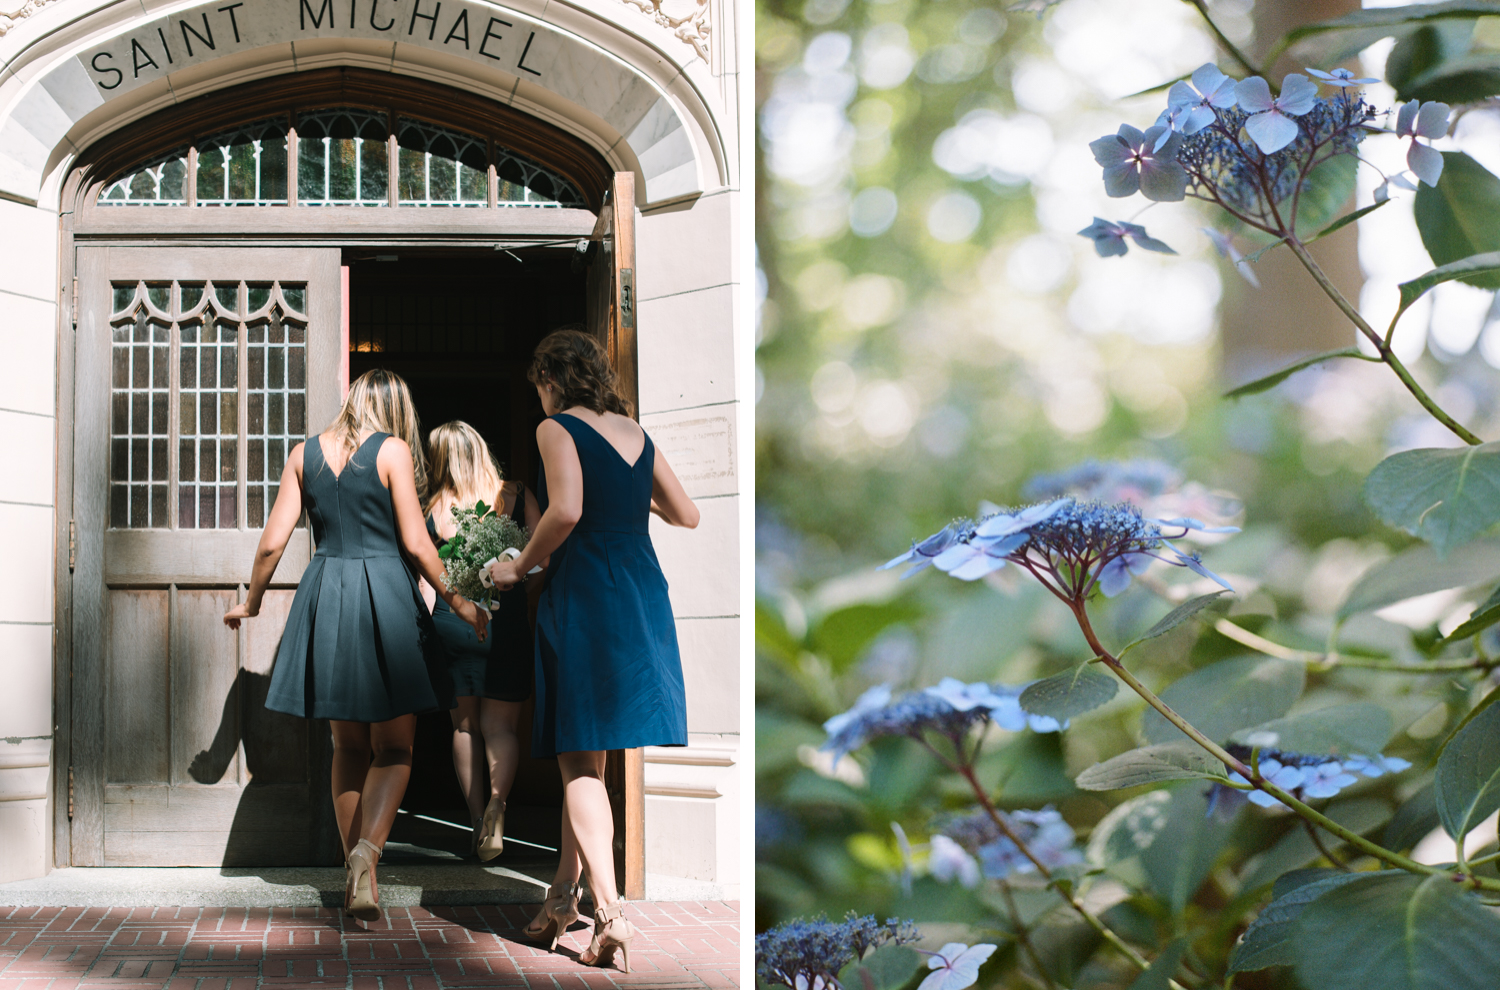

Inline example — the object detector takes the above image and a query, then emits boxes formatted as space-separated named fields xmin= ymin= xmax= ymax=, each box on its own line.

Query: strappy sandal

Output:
xmin=578 ymin=901 xmax=634 ymax=973
xmin=522 ymin=881 xmax=581 ymax=950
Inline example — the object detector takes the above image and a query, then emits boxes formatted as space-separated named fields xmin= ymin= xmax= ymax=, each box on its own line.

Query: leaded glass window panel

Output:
xmin=178 ymin=318 xmax=239 ymax=528
xmin=246 ymin=290 xmax=308 ymax=528
xmin=296 ymin=108 xmax=390 ymax=207
xmin=197 ymin=119 xmax=289 ymax=206
xmin=99 ymin=151 xmax=189 ymax=206
xmin=396 ymin=118 xmax=488 ymax=206
xmin=496 ymin=149 xmax=587 ymax=207
xmin=109 ymin=286 xmax=171 ymax=526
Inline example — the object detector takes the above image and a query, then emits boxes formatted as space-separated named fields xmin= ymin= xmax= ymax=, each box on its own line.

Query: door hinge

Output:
xmin=70 ymin=277 xmax=78 ymax=329
xmin=67 ymin=765 xmax=74 ymax=820
xmin=68 ymin=519 xmax=76 ymax=573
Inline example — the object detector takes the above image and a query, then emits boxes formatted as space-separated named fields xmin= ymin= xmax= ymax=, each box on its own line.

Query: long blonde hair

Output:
xmin=424 ymin=420 xmax=503 ymax=517
xmin=328 ymin=369 xmax=428 ymax=498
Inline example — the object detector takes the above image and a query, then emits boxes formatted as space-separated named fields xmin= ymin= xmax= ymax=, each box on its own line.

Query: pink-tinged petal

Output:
xmin=1415 ymin=101 xmax=1451 ymax=139
xmin=1244 ymin=111 xmax=1299 ymax=153
xmin=1408 ymin=141 xmax=1445 ymax=187
xmin=1395 ymin=99 xmax=1419 ymax=137
xmin=1234 ymin=76 xmax=1273 ymax=112
xmin=1276 ymin=74 xmax=1318 ymax=115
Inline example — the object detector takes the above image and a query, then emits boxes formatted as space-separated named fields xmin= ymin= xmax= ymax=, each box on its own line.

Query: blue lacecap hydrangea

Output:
xmin=822 ymin=678 xmax=1064 ymax=764
xmin=1023 ymin=459 xmax=1182 ymax=503
xmin=882 ymin=497 xmax=1236 ymax=599
xmin=1206 ymin=743 xmax=1412 ymax=816
xmin=755 ymin=914 xmax=920 ymax=990
xmin=932 ymin=807 xmax=1082 ymax=883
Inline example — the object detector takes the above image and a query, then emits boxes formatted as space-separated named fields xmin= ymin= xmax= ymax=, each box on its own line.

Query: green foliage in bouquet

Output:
xmin=436 ymin=500 xmax=530 ymax=609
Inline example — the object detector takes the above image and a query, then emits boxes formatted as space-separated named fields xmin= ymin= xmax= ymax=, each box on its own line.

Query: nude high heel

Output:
xmin=578 ymin=901 xmax=633 ymax=973
xmin=345 ymin=838 xmax=383 ymax=924
xmin=522 ymin=881 xmax=581 ymax=950
xmin=477 ymin=797 xmax=505 ymax=861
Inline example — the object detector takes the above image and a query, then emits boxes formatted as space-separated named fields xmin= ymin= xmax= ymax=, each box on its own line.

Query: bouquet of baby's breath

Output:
xmin=436 ymin=500 xmax=530 ymax=611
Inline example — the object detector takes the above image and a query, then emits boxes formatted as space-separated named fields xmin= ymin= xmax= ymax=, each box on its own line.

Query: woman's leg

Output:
xmin=478 ymin=699 xmax=523 ymax=804
xmin=329 ymin=720 xmax=373 ymax=857
xmin=556 ymin=750 xmax=618 ymax=909
xmin=361 ymin=714 xmax=417 ymax=848
xmin=450 ymin=697 xmax=486 ymax=825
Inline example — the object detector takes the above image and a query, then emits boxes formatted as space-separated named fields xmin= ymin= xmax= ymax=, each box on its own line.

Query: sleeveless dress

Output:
xmin=425 ymin=485 xmax=534 ymax=702
xmin=264 ymin=432 xmax=455 ymax=722
xmin=531 ymin=413 xmax=688 ymax=757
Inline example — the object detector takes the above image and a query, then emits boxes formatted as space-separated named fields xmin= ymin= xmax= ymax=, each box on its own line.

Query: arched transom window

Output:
xmin=100 ymin=105 xmax=587 ymax=209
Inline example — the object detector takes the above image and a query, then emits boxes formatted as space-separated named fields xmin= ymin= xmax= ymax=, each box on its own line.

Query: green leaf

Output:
xmin=1291 ymin=154 xmax=1358 ymax=238
xmin=1141 ymin=656 xmax=1305 ymax=746
xmin=1019 ymin=663 xmax=1117 ymax=721
xmin=838 ymin=946 xmax=921 ymax=990
xmin=1404 ymin=52 xmax=1500 ymax=103
xmin=1122 ymin=591 xmax=1231 ymax=650
xmin=1263 ymin=1 xmax=1500 ymax=66
xmin=1125 ymin=938 xmax=1187 ymax=990
xmin=1240 ymin=798 xmax=1394 ymax=891
xmin=1414 ymin=153 xmax=1500 ymax=290
xmin=1085 ymin=790 xmax=1173 ymax=868
xmin=1074 ymin=743 xmax=1229 ymax=791
xmin=1385 ymin=781 xmax=1441 ymax=852
xmin=755 ymin=600 xmax=804 ymax=664
xmin=1395 ymin=251 xmax=1500 ymax=320
xmin=1293 ymin=873 xmax=1500 ymax=990
xmin=1223 ymin=347 xmax=1377 ymax=399
xmin=1229 ymin=870 xmax=1390 ymax=973
xmin=1435 ymin=699 xmax=1500 ymax=840
xmin=810 ymin=600 xmax=923 ymax=673
xmin=1444 ymin=583 xmax=1500 ymax=643
xmin=1363 ymin=445 xmax=1500 ymax=558
xmin=1386 ymin=20 xmax=1475 ymax=98
xmin=1434 ymin=684 xmax=1500 ymax=760
xmin=1338 ymin=538 xmax=1500 ymax=619
xmin=1138 ymin=786 xmax=1231 ymax=915
xmin=473 ymin=500 xmax=490 ymax=517
xmin=1231 ymin=702 xmax=1394 ymax=757
xmin=437 ymin=541 xmax=454 ymax=560
xmin=1307 ymin=201 xmax=1391 ymax=244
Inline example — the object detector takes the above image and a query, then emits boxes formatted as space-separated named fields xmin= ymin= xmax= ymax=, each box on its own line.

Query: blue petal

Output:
xmin=1244 ymin=111 xmax=1300 ymax=153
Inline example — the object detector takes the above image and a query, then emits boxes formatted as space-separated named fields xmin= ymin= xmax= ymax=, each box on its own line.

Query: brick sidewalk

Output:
xmin=0 ymin=901 xmax=739 ymax=990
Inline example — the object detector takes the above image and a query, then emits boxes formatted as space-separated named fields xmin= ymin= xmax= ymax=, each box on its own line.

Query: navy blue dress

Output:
xmin=531 ymin=414 xmax=687 ymax=757
xmin=426 ymin=485 xmax=533 ymax=703
xmin=265 ymin=432 xmax=454 ymax=722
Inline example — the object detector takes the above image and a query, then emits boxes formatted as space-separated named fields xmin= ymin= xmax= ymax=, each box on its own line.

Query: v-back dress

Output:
xmin=264 ymin=432 xmax=454 ymax=722
xmin=531 ymin=413 xmax=687 ymax=757
xmin=426 ymin=485 xmax=533 ymax=702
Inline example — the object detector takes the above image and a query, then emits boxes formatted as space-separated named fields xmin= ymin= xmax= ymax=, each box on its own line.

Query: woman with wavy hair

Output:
xmin=422 ymin=420 xmax=541 ymax=860
xmin=487 ymin=327 xmax=699 ymax=972
xmin=223 ymin=369 xmax=488 ymax=923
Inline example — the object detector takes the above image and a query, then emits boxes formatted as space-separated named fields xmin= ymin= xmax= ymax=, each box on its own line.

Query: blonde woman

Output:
xmin=223 ymin=369 xmax=487 ymax=923
xmin=421 ymin=421 xmax=542 ymax=861
xmin=487 ymin=329 xmax=699 ymax=972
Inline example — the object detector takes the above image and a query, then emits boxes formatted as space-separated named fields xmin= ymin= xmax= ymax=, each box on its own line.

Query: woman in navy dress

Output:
xmin=223 ymin=370 xmax=488 ymax=922
xmin=421 ymin=420 xmax=542 ymax=860
xmin=487 ymin=328 xmax=699 ymax=972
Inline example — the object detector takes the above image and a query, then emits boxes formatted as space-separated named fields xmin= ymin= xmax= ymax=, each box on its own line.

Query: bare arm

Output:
xmin=379 ymin=438 xmax=488 ymax=639
xmin=649 ymin=447 xmax=700 ymax=529
xmin=489 ymin=420 xmax=580 ymax=590
xmin=224 ymin=444 xmax=307 ymax=629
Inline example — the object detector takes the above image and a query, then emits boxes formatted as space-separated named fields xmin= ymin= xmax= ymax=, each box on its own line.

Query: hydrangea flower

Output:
xmin=927 ymin=834 xmax=981 ymax=888
xmin=1306 ymin=67 xmax=1378 ymax=88
xmin=1234 ymin=73 xmax=1320 ymax=154
xmin=756 ymin=915 xmax=921 ymax=990
xmin=918 ymin=943 xmax=997 ymax=990
xmin=1024 ymin=459 xmax=1182 ymax=504
xmin=1159 ymin=63 xmax=1239 ymax=140
xmin=1089 ymin=124 xmax=1189 ymax=201
xmin=1394 ymin=99 xmax=1450 ymax=186
xmin=1208 ymin=744 xmax=1412 ymax=815
xmin=821 ymin=678 xmax=1063 ymax=763
xmin=1077 ymin=218 xmax=1177 ymax=257
xmin=937 ymin=807 xmax=1082 ymax=880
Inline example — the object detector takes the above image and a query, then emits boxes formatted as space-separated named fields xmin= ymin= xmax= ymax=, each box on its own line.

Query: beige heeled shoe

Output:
xmin=345 ymin=838 xmax=383 ymax=923
xmin=477 ymin=797 xmax=505 ymax=862
xmin=578 ymin=901 xmax=633 ymax=972
xmin=522 ymin=881 xmax=581 ymax=950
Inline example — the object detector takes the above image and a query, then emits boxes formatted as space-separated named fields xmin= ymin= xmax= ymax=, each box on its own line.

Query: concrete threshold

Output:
xmin=0 ymin=867 xmax=729 ymax=908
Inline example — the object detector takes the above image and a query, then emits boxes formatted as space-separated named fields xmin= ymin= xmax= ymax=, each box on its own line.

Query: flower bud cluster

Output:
xmin=1207 ymin=743 xmax=1412 ymax=816
xmin=932 ymin=807 xmax=1082 ymax=883
xmin=822 ymin=679 xmax=1063 ymax=763
xmin=755 ymin=914 xmax=921 ymax=990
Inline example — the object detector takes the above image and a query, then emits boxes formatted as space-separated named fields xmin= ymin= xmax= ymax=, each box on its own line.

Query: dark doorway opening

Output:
xmin=345 ymin=246 xmax=586 ymax=864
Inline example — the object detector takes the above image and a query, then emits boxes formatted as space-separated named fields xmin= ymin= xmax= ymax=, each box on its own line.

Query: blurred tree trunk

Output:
xmin=1219 ymin=0 xmax=1363 ymax=383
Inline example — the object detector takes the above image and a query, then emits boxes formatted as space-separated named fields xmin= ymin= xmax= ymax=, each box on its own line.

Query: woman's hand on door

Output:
xmin=222 ymin=601 xmax=259 ymax=630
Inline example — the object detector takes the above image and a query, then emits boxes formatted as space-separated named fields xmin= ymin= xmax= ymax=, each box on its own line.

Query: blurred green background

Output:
xmin=753 ymin=0 xmax=1500 ymax=982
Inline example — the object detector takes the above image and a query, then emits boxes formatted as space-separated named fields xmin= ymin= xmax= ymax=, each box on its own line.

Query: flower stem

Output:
xmin=1283 ymin=236 xmax=1482 ymax=446
xmin=1212 ymin=617 xmax=1497 ymax=673
xmin=1070 ymin=603 xmax=1500 ymax=893
xmin=1184 ymin=0 xmax=1261 ymax=79
xmin=999 ymin=882 xmax=1059 ymax=990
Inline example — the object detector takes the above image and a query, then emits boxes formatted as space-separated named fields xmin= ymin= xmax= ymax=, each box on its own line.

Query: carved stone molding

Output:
xmin=618 ymin=0 xmax=710 ymax=63
xmin=0 ymin=0 xmax=62 ymax=37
